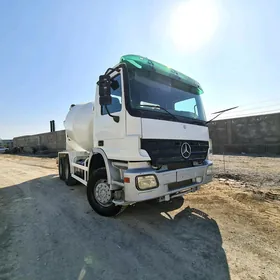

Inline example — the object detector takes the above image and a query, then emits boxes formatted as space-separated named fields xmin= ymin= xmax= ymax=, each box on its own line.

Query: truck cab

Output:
xmin=58 ymin=54 xmax=212 ymax=216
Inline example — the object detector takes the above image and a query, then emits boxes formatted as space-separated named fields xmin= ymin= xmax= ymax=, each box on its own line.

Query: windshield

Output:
xmin=127 ymin=69 xmax=207 ymax=124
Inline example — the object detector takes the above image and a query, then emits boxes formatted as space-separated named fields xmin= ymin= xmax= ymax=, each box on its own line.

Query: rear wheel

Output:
xmin=87 ymin=168 xmax=122 ymax=217
xmin=64 ymin=156 xmax=77 ymax=186
xmin=58 ymin=157 xmax=65 ymax=180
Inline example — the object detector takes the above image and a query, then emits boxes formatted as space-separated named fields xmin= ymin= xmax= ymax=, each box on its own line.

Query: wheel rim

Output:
xmin=94 ymin=180 xmax=112 ymax=207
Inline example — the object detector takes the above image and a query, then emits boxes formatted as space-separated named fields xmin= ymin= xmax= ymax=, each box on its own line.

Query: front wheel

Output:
xmin=87 ymin=168 xmax=122 ymax=217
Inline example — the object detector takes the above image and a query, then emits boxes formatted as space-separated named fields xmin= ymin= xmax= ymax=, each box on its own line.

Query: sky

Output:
xmin=0 ymin=0 xmax=280 ymax=139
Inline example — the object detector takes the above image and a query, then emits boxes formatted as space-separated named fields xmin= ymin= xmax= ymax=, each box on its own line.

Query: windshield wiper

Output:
xmin=206 ymin=106 xmax=238 ymax=124
xmin=139 ymin=104 xmax=180 ymax=122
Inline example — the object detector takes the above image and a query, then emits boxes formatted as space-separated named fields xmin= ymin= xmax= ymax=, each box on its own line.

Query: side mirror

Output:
xmin=99 ymin=75 xmax=112 ymax=105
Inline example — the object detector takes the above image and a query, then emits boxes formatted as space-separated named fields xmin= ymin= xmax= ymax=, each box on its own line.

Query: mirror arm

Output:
xmin=105 ymin=66 xmax=121 ymax=76
xmin=105 ymin=106 xmax=120 ymax=123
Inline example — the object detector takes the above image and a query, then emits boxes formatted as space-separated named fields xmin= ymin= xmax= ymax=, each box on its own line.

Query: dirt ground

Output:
xmin=0 ymin=155 xmax=280 ymax=280
xmin=210 ymin=154 xmax=280 ymax=188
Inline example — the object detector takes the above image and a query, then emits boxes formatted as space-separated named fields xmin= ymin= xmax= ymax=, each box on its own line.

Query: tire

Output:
xmin=58 ymin=157 xmax=65 ymax=180
xmin=64 ymin=156 xmax=77 ymax=186
xmin=87 ymin=167 xmax=122 ymax=217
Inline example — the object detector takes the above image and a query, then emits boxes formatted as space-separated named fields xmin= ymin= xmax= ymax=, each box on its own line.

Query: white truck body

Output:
xmin=58 ymin=55 xmax=213 ymax=216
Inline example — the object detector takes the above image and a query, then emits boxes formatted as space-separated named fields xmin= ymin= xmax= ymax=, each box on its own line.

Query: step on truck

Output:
xmin=58 ymin=54 xmax=213 ymax=216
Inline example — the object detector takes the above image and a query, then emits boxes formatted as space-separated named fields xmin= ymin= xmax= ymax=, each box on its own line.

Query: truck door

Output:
xmin=94 ymin=69 xmax=126 ymax=159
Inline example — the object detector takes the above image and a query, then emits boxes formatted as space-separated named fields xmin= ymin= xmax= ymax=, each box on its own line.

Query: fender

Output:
xmin=89 ymin=148 xmax=120 ymax=185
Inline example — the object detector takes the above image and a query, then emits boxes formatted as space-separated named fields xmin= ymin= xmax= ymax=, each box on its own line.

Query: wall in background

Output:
xmin=13 ymin=130 xmax=66 ymax=153
xmin=208 ymin=112 xmax=280 ymax=154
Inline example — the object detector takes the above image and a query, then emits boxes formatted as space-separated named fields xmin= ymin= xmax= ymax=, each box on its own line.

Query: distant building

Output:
xmin=0 ymin=139 xmax=13 ymax=149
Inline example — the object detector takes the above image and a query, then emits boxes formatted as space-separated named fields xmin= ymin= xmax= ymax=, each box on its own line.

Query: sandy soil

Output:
xmin=210 ymin=154 xmax=280 ymax=188
xmin=0 ymin=155 xmax=280 ymax=280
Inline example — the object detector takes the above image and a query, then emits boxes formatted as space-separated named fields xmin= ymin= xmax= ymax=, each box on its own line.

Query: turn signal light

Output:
xmin=124 ymin=177 xmax=130 ymax=183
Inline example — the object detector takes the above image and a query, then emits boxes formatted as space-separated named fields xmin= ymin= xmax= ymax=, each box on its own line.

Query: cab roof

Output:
xmin=120 ymin=54 xmax=203 ymax=94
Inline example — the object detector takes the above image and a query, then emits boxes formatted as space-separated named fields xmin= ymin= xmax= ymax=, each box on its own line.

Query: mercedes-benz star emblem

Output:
xmin=181 ymin=142 xmax=192 ymax=159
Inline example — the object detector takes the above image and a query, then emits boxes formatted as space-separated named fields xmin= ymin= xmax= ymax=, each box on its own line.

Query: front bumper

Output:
xmin=120 ymin=160 xmax=212 ymax=204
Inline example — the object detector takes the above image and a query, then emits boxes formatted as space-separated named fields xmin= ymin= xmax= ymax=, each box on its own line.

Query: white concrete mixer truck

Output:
xmin=58 ymin=54 xmax=213 ymax=216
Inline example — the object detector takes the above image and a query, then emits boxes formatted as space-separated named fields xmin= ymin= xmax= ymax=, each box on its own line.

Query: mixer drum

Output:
xmin=64 ymin=102 xmax=94 ymax=151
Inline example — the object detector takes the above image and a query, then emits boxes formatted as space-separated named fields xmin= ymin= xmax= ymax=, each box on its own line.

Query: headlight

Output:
xmin=206 ymin=165 xmax=213 ymax=176
xmin=136 ymin=175 xmax=158 ymax=190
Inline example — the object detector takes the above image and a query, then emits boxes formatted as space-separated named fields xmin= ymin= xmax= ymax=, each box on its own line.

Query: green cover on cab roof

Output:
xmin=120 ymin=54 xmax=203 ymax=94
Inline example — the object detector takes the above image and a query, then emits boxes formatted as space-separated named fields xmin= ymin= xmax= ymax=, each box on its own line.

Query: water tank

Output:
xmin=64 ymin=102 xmax=94 ymax=151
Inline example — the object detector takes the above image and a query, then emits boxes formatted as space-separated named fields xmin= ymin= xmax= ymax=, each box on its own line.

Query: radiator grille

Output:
xmin=141 ymin=139 xmax=209 ymax=166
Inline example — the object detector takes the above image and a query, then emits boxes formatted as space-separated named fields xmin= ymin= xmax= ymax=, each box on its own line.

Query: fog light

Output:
xmin=136 ymin=175 xmax=158 ymax=190
xmin=206 ymin=166 xmax=213 ymax=176
xmin=196 ymin=176 xmax=203 ymax=183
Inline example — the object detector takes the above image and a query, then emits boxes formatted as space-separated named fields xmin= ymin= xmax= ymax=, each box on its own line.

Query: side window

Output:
xmin=175 ymin=98 xmax=197 ymax=113
xmin=174 ymin=98 xmax=198 ymax=119
xmin=101 ymin=74 xmax=122 ymax=115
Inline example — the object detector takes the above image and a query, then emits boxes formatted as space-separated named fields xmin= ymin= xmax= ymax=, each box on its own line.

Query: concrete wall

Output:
xmin=13 ymin=130 xmax=66 ymax=153
xmin=208 ymin=112 xmax=280 ymax=155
